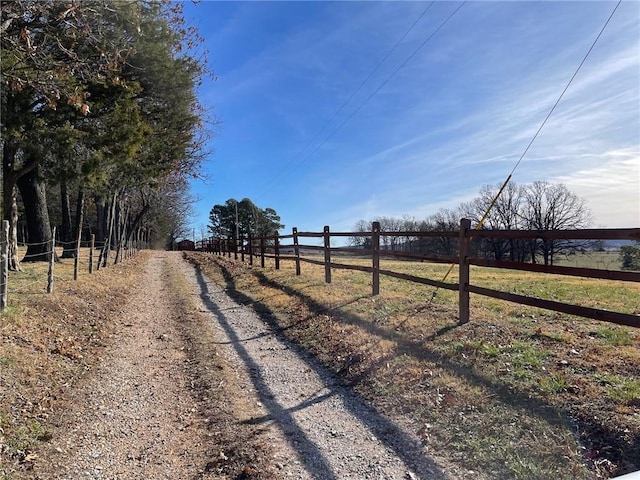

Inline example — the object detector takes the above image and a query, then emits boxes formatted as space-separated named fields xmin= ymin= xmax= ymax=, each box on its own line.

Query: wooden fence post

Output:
xmin=47 ymin=226 xmax=56 ymax=294
xmin=323 ymin=225 xmax=331 ymax=284
xmin=1 ymin=220 xmax=9 ymax=311
xmin=248 ymin=233 xmax=253 ymax=266
xmin=89 ymin=234 xmax=95 ymax=274
xmin=372 ymin=222 xmax=380 ymax=295
xmin=260 ymin=236 xmax=265 ymax=268
xmin=73 ymin=230 xmax=82 ymax=281
xmin=293 ymin=227 xmax=301 ymax=276
xmin=274 ymin=231 xmax=280 ymax=270
xmin=234 ymin=234 xmax=238 ymax=260
xmin=459 ymin=218 xmax=471 ymax=324
xmin=240 ymin=235 xmax=245 ymax=262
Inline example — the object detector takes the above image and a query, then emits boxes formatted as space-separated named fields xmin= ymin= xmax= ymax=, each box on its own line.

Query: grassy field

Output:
xmin=554 ymin=251 xmax=624 ymax=271
xmin=186 ymin=251 xmax=640 ymax=480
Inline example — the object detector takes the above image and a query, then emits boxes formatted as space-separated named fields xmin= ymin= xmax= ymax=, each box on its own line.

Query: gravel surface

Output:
xmin=30 ymin=252 xmax=448 ymax=479
xmin=178 ymin=254 xmax=447 ymax=480
xmin=31 ymin=253 xmax=212 ymax=479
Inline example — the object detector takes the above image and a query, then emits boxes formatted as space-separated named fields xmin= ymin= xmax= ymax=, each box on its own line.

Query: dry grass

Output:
xmin=186 ymin=252 xmax=640 ymax=480
xmin=0 ymin=251 xmax=142 ymax=479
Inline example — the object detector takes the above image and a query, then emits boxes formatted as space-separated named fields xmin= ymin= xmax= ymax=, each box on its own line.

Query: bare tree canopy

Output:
xmin=350 ymin=180 xmax=592 ymax=264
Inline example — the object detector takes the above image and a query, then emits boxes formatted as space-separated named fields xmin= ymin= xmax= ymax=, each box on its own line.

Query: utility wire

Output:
xmin=507 ymin=0 xmax=622 ymax=180
xmin=430 ymin=0 xmax=623 ymax=302
xmin=295 ymin=2 xmax=435 ymax=160
xmin=256 ymin=1 xmax=466 ymax=201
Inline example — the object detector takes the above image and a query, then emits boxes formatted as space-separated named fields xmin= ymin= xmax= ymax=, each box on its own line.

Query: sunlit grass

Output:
xmin=188 ymin=251 xmax=639 ymax=479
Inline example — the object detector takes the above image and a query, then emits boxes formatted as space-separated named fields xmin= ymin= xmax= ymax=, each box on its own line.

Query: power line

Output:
xmin=507 ymin=0 xmax=623 ymax=178
xmin=256 ymin=1 xmax=466 ymax=201
xmin=295 ymin=2 xmax=435 ymax=160
xmin=430 ymin=0 xmax=623 ymax=300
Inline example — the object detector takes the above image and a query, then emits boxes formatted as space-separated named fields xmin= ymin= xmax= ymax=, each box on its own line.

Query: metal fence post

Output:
xmin=459 ymin=218 xmax=471 ymax=324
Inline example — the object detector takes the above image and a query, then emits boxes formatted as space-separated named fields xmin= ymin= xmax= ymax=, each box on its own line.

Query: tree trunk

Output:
xmin=74 ymin=188 xmax=85 ymax=244
xmin=115 ymin=206 xmax=129 ymax=264
xmin=94 ymin=196 xmax=106 ymax=244
xmin=2 ymin=142 xmax=22 ymax=271
xmin=16 ymin=165 xmax=52 ymax=262
xmin=125 ymin=204 xmax=151 ymax=244
xmin=60 ymin=179 xmax=75 ymax=258
xmin=100 ymin=192 xmax=117 ymax=267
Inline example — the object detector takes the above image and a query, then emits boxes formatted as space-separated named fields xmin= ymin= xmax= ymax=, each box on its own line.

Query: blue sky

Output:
xmin=184 ymin=0 xmax=639 ymax=239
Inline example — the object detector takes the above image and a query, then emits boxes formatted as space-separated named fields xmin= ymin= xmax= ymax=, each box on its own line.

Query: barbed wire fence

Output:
xmin=0 ymin=220 xmax=142 ymax=312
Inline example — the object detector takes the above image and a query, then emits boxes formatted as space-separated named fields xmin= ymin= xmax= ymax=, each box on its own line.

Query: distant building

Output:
xmin=176 ymin=239 xmax=195 ymax=251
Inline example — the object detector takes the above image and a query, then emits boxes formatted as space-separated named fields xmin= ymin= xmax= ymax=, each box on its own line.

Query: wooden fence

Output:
xmin=196 ymin=220 xmax=640 ymax=329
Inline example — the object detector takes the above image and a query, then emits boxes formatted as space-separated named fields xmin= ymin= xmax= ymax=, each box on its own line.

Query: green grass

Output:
xmin=597 ymin=373 xmax=640 ymax=404
xmin=554 ymin=251 xmax=623 ymax=271
xmin=297 ymin=253 xmax=640 ymax=317
xmin=0 ymin=356 xmax=14 ymax=366
xmin=595 ymin=327 xmax=634 ymax=346
xmin=507 ymin=342 xmax=548 ymax=369
xmin=539 ymin=373 xmax=570 ymax=394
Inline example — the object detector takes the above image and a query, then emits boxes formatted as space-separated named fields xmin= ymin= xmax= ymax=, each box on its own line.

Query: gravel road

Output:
xmin=177 ymin=254 xmax=447 ymax=480
xmin=30 ymin=252 xmax=448 ymax=479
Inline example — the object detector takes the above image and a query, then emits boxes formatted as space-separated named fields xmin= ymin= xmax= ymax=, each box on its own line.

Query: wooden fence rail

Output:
xmin=195 ymin=221 xmax=640 ymax=329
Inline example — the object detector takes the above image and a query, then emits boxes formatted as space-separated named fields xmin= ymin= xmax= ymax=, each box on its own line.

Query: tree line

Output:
xmin=1 ymin=0 xmax=210 ymax=270
xmin=350 ymin=180 xmax=594 ymax=266
xmin=207 ymin=198 xmax=284 ymax=248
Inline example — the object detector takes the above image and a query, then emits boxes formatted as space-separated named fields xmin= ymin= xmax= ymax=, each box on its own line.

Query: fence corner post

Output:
xmin=293 ymin=227 xmax=301 ymax=276
xmin=323 ymin=226 xmax=331 ymax=284
xmin=1 ymin=220 xmax=9 ymax=311
xmin=372 ymin=221 xmax=380 ymax=295
xmin=458 ymin=218 xmax=471 ymax=324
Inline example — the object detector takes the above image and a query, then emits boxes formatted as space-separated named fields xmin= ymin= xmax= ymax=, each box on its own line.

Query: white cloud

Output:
xmin=551 ymin=151 xmax=640 ymax=228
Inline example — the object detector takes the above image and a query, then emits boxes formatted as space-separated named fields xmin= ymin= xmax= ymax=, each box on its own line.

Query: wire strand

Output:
xmin=430 ymin=0 xmax=622 ymax=298
xmin=509 ymin=0 xmax=622 ymax=176
xmin=295 ymin=2 xmax=435 ymax=161
xmin=256 ymin=1 xmax=466 ymax=200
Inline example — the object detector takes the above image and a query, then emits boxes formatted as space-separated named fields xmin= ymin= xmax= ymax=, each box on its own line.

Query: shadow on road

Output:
xmin=192 ymin=266 xmax=446 ymax=480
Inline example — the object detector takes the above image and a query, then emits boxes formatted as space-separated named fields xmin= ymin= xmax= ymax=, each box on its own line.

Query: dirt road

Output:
xmin=31 ymin=252 xmax=447 ymax=479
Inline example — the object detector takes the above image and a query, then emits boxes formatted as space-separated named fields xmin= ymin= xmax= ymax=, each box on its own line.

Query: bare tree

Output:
xmin=420 ymin=208 xmax=460 ymax=256
xmin=461 ymin=182 xmax=529 ymax=261
xmin=522 ymin=181 xmax=592 ymax=265
xmin=348 ymin=219 xmax=371 ymax=249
